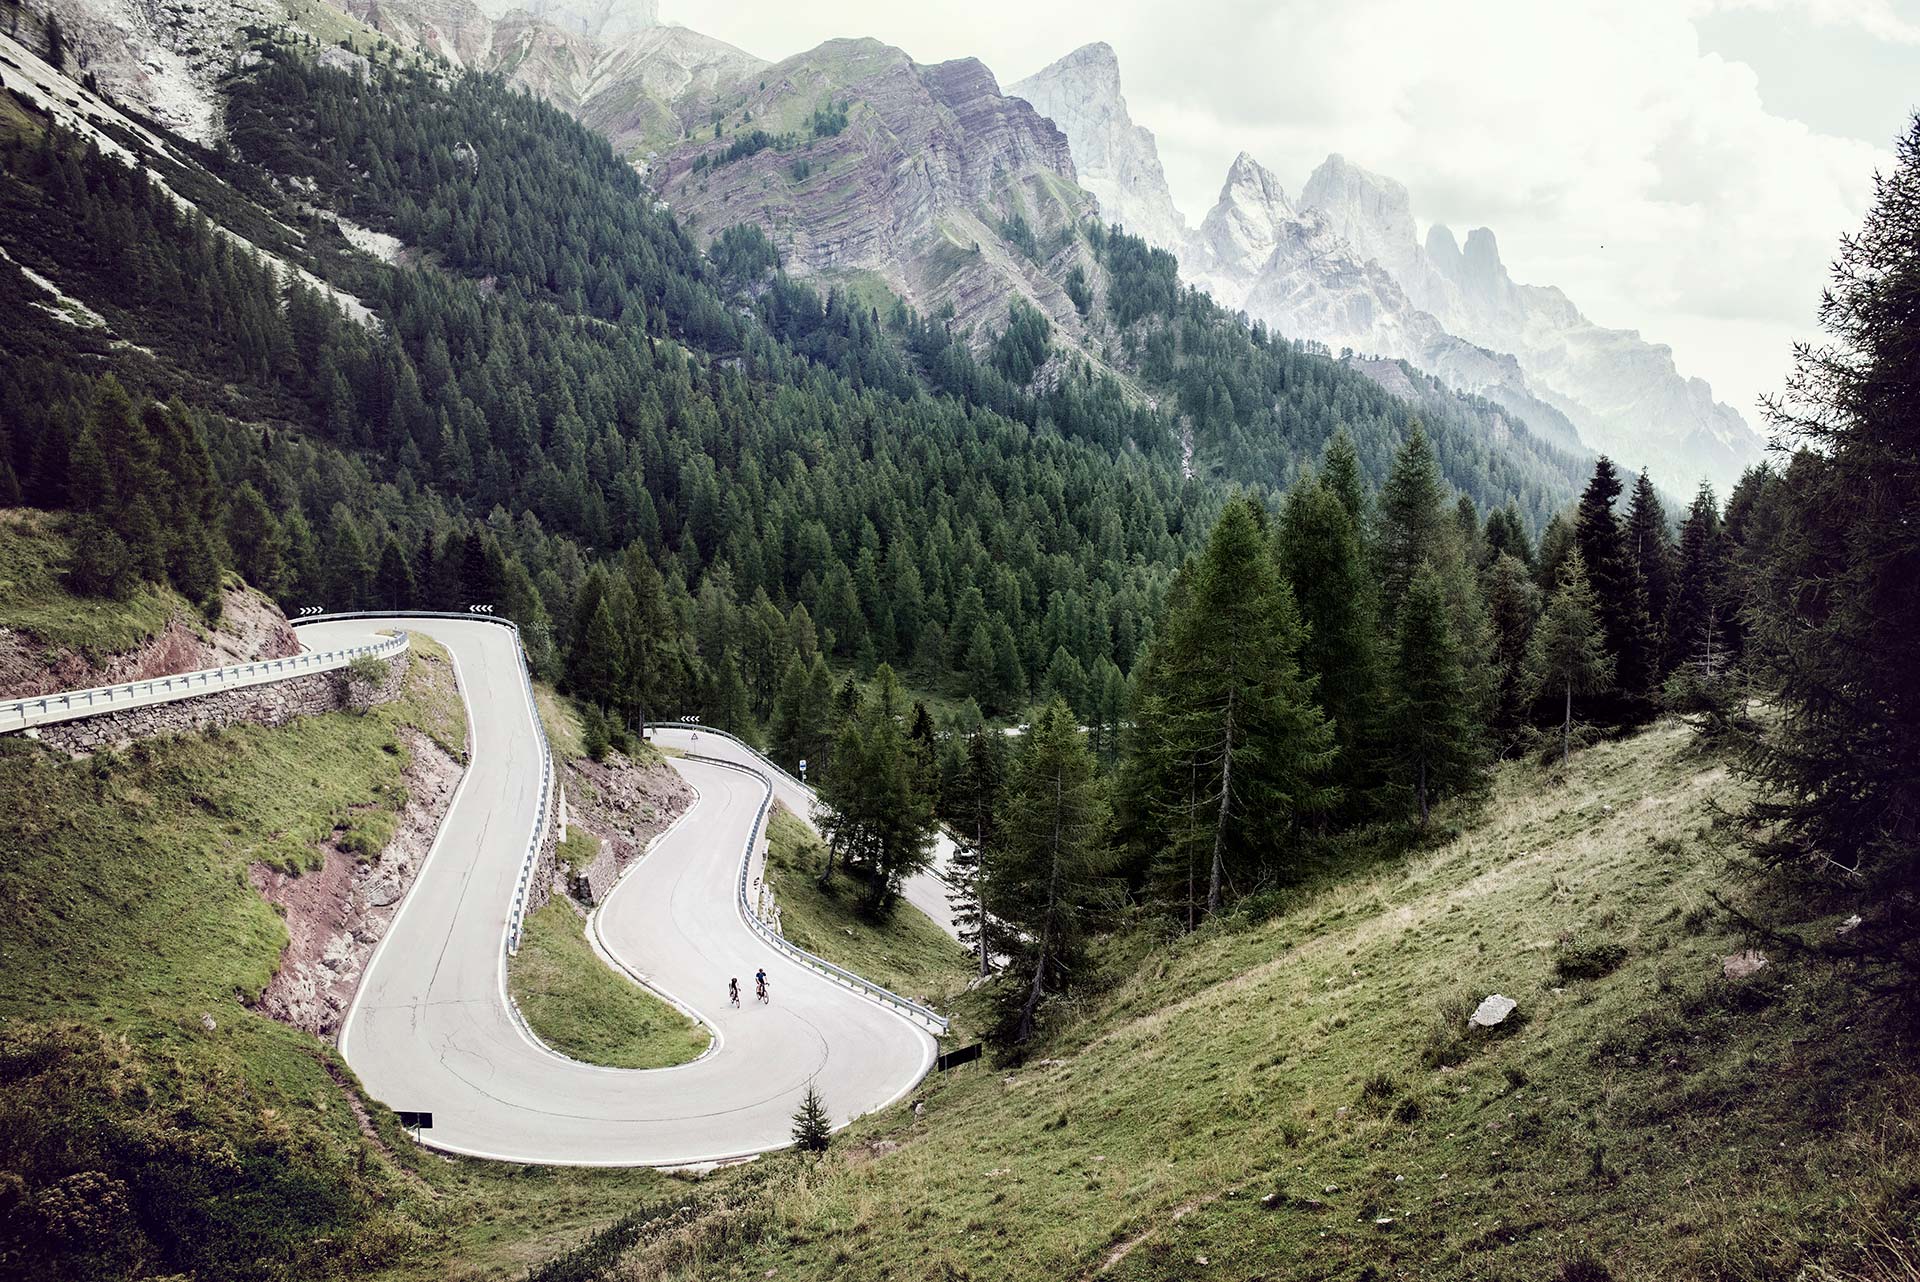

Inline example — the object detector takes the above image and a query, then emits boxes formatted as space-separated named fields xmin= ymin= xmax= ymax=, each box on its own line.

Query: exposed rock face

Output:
xmin=0 ymin=582 xmax=301 ymax=702
xmin=1185 ymin=154 xmax=1568 ymax=444
xmin=253 ymin=723 xmax=463 ymax=1037
xmin=1290 ymin=154 xmax=1763 ymax=485
xmin=656 ymin=38 xmax=1097 ymax=347
xmin=1416 ymin=223 xmax=1764 ymax=486
xmin=1009 ymin=42 xmax=1187 ymax=253
xmin=340 ymin=0 xmax=499 ymax=68
xmin=20 ymin=0 xmax=290 ymax=142
xmin=472 ymin=0 xmax=655 ymax=42
xmin=336 ymin=0 xmax=763 ymax=154
xmin=1299 ymin=153 xmax=1451 ymax=314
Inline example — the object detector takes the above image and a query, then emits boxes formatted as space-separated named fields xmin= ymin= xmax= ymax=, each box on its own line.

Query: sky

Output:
xmin=661 ymin=0 xmax=1916 ymax=423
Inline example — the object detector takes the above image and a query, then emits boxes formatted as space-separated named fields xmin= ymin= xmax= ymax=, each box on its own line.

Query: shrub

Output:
xmin=1557 ymin=1252 xmax=1615 ymax=1282
xmin=1554 ymin=939 xmax=1628 ymax=982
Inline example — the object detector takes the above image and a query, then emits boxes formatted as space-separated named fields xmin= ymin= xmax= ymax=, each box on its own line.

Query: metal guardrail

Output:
xmin=0 ymin=631 xmax=411 ymax=733
xmin=291 ymin=611 xmax=553 ymax=957
xmin=666 ymin=723 xmax=951 ymax=1035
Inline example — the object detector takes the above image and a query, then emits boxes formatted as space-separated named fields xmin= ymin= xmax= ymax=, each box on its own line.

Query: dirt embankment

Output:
xmin=562 ymin=750 xmax=695 ymax=897
xmin=0 ymin=583 xmax=300 ymax=700
xmin=250 ymin=726 xmax=463 ymax=1038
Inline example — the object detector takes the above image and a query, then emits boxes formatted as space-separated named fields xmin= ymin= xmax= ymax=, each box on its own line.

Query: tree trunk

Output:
xmin=1417 ymin=757 xmax=1429 ymax=828
xmin=1016 ymin=770 xmax=1068 ymax=1044
xmin=1206 ymin=697 xmax=1234 ymax=918
xmin=973 ymin=815 xmax=990 ymax=978
xmin=1563 ymin=683 xmax=1573 ymax=764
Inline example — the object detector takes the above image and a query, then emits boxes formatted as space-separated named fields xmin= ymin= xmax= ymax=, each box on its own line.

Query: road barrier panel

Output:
xmin=671 ymin=725 xmax=952 ymax=1036
xmin=292 ymin=611 xmax=553 ymax=958
xmin=1 ymin=631 xmax=411 ymax=734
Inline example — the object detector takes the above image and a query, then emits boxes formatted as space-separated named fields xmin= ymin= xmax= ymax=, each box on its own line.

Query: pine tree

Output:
xmin=1743 ymin=114 xmax=1920 ymax=987
xmin=945 ymin=729 xmax=1003 ymax=976
xmin=984 ymin=699 xmax=1110 ymax=1045
xmin=1375 ymin=424 xmax=1446 ymax=627
xmin=790 ymin=1085 xmax=832 ymax=1152
xmin=1386 ymin=562 xmax=1483 ymax=826
xmin=1574 ymin=457 xmax=1656 ymax=718
xmin=1129 ymin=498 xmax=1336 ymax=918
xmin=1277 ymin=474 xmax=1383 ymax=797
xmin=1625 ymin=470 xmax=1675 ymax=668
xmin=1665 ymin=484 xmax=1729 ymax=679
xmin=1484 ymin=552 xmax=1542 ymax=737
xmin=1525 ymin=551 xmax=1614 ymax=763
xmin=374 ymin=536 xmax=417 ymax=610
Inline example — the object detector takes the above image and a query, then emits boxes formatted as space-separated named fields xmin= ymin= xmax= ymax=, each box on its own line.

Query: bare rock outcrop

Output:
xmin=253 ymin=726 xmax=464 ymax=1037
xmin=0 ymin=581 xmax=302 ymax=702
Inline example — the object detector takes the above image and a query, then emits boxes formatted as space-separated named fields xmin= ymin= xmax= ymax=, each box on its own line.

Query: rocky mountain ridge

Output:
xmin=1017 ymin=41 xmax=1765 ymax=487
xmin=653 ymin=37 xmax=1098 ymax=344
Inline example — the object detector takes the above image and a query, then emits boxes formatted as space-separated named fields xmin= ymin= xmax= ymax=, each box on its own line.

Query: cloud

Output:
xmin=665 ymin=0 xmax=1889 ymax=420
xmin=1704 ymin=0 xmax=1920 ymax=44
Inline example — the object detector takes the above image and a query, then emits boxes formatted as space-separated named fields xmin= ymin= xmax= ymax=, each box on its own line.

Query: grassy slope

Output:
xmin=763 ymin=804 xmax=975 ymax=1017
xmin=0 ymin=640 xmax=675 ymax=1281
xmin=509 ymin=898 xmax=710 ymax=1070
xmin=0 ymin=510 xmax=184 ymax=655
xmin=614 ymin=721 xmax=1919 ymax=1282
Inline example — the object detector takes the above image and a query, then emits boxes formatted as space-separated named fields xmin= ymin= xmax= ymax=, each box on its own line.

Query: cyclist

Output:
xmin=728 ymin=977 xmax=740 ymax=1008
xmin=755 ymin=967 xmax=769 ymax=1004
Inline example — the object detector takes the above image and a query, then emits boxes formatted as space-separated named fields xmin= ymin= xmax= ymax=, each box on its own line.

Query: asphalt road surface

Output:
xmin=301 ymin=617 xmax=936 ymax=1166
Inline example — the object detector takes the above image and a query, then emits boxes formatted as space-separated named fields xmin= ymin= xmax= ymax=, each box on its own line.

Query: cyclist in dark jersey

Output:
xmin=755 ymin=968 xmax=769 ymax=1003
xmin=728 ymin=977 xmax=740 ymax=1007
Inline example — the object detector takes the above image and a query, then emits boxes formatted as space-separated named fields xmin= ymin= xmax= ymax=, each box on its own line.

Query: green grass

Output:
xmin=599 ymin=721 xmax=1920 ymax=1282
xmin=0 ymin=509 xmax=185 ymax=655
xmin=0 ymin=637 xmax=676 ymax=1280
xmin=536 ymin=680 xmax=588 ymax=760
xmin=508 ymin=899 xmax=710 ymax=1070
xmin=557 ymin=827 xmax=603 ymax=881
xmin=762 ymin=804 xmax=976 ymax=1015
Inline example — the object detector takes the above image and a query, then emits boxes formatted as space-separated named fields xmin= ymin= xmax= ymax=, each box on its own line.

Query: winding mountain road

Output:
xmin=300 ymin=616 xmax=937 ymax=1166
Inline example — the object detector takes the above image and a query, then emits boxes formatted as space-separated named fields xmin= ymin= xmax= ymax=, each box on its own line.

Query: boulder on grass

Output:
xmin=1469 ymin=994 xmax=1517 ymax=1028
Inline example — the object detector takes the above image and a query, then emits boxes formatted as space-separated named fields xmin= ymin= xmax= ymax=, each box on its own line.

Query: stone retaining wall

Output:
xmin=576 ymin=841 xmax=623 ymax=905
xmin=525 ymin=782 xmax=564 ymax=919
xmin=33 ymin=653 xmax=409 ymax=753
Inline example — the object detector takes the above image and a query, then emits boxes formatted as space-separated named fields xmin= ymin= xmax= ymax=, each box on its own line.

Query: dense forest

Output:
xmin=3 ymin=35 xmax=1912 ymax=1036
xmin=0 ymin=40 xmax=1583 ymax=752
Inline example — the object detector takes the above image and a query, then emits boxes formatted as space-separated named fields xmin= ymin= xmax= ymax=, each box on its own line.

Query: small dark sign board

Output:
xmin=935 ymin=1043 xmax=982 ymax=1072
xmin=396 ymin=1111 xmax=434 ymax=1129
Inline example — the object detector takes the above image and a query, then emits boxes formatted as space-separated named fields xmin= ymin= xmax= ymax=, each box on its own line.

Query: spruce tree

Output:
xmin=1129 ymin=498 xmax=1336 ymax=918
xmin=984 ymin=699 xmax=1111 ymax=1045
xmin=1277 ymin=474 xmax=1383 ymax=798
xmin=225 ymin=483 xmax=286 ymax=594
xmin=1525 ymin=551 xmax=1614 ymax=763
xmin=1375 ymin=424 xmax=1445 ymax=626
xmin=1320 ymin=428 xmax=1368 ymax=532
xmin=1744 ymin=113 xmax=1920 ymax=987
xmin=946 ymin=729 xmax=1003 ymax=976
xmin=1665 ymin=484 xmax=1729 ymax=679
xmin=1625 ymin=469 xmax=1675 ymax=669
xmin=1387 ymin=562 xmax=1483 ymax=826
xmin=791 ymin=1085 xmax=832 ymax=1152
xmin=1484 ymin=552 xmax=1542 ymax=737
xmin=1575 ymin=457 xmax=1656 ymax=718
xmin=374 ymin=536 xmax=417 ymax=610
